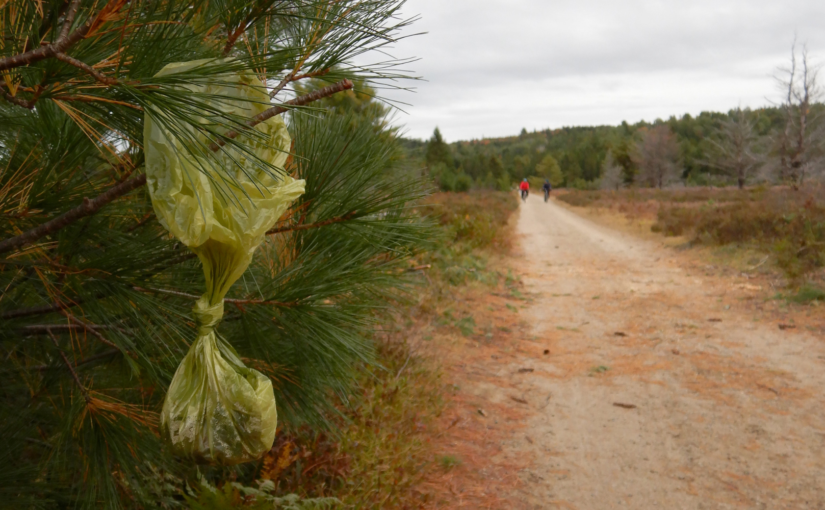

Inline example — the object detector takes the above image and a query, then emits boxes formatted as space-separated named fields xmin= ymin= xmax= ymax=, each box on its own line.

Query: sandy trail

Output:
xmin=493 ymin=197 xmax=825 ymax=509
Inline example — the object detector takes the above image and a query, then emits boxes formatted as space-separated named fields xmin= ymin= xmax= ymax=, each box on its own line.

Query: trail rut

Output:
xmin=488 ymin=197 xmax=825 ymax=509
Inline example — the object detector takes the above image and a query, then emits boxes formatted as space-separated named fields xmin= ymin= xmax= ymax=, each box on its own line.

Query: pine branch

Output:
xmin=210 ymin=79 xmax=353 ymax=150
xmin=222 ymin=0 xmax=281 ymax=56
xmin=64 ymin=313 xmax=121 ymax=350
xmin=26 ymin=348 xmax=120 ymax=372
xmin=266 ymin=211 xmax=357 ymax=235
xmin=0 ymin=174 xmax=146 ymax=255
xmin=0 ymin=0 xmax=100 ymax=72
xmin=133 ymin=286 xmax=297 ymax=307
xmin=1 ymin=89 xmax=36 ymax=109
xmin=48 ymin=329 xmax=91 ymax=403
xmin=0 ymin=299 xmax=86 ymax=320
xmin=269 ymin=68 xmax=331 ymax=99
xmin=54 ymin=52 xmax=119 ymax=85
xmin=19 ymin=324 xmax=118 ymax=334
xmin=0 ymin=80 xmax=354 ymax=255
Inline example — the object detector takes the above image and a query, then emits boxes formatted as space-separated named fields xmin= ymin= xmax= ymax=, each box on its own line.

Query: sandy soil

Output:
xmin=458 ymin=197 xmax=825 ymax=509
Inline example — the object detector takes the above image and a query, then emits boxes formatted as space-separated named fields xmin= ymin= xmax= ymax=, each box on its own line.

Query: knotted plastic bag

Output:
xmin=144 ymin=59 xmax=305 ymax=465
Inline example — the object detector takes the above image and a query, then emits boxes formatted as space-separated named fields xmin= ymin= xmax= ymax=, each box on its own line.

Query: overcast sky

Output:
xmin=370 ymin=0 xmax=825 ymax=142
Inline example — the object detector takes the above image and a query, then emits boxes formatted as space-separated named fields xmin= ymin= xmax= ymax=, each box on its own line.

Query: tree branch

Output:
xmin=19 ymin=324 xmax=117 ymax=334
xmin=133 ymin=286 xmax=296 ymax=307
xmin=54 ymin=52 xmax=118 ymax=85
xmin=0 ymin=79 xmax=353 ymax=255
xmin=1 ymin=89 xmax=36 ymax=109
xmin=269 ymin=68 xmax=331 ymax=99
xmin=64 ymin=313 xmax=121 ymax=350
xmin=211 ymin=79 xmax=353 ymax=150
xmin=0 ymin=0 xmax=97 ymax=72
xmin=0 ymin=174 xmax=146 ymax=255
xmin=266 ymin=211 xmax=357 ymax=235
xmin=48 ymin=328 xmax=91 ymax=403
xmin=0 ymin=298 xmax=85 ymax=320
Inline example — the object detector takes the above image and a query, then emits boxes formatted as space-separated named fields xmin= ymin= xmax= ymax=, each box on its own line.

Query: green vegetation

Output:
xmin=410 ymin=49 xmax=824 ymax=193
xmin=0 ymin=1 xmax=438 ymax=507
xmin=559 ymin=186 xmax=825 ymax=286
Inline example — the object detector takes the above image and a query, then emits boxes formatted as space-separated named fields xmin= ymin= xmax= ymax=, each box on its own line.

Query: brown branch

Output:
xmin=266 ymin=211 xmax=357 ymax=235
xmin=292 ymin=68 xmax=331 ymax=82
xmin=269 ymin=71 xmax=296 ymax=98
xmin=133 ymin=286 xmax=296 ymax=307
xmin=1 ymin=90 xmax=36 ymax=109
xmin=19 ymin=324 xmax=117 ymax=334
xmin=212 ymin=79 xmax=353 ymax=150
xmin=222 ymin=0 xmax=280 ymax=56
xmin=48 ymin=328 xmax=91 ymax=403
xmin=26 ymin=348 xmax=120 ymax=371
xmin=0 ymin=79 xmax=352 ymax=254
xmin=0 ymin=174 xmax=146 ymax=255
xmin=54 ymin=52 xmax=118 ymax=85
xmin=59 ymin=0 xmax=84 ymax=41
xmin=0 ymin=298 xmax=85 ymax=320
xmin=268 ymin=68 xmax=330 ymax=99
xmin=0 ymin=0 xmax=97 ymax=72
xmin=64 ymin=313 xmax=121 ymax=350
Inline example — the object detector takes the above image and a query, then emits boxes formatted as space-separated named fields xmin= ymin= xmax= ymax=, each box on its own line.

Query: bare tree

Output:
xmin=704 ymin=108 xmax=763 ymax=189
xmin=774 ymin=43 xmax=825 ymax=187
xmin=634 ymin=125 xmax=681 ymax=188
xmin=599 ymin=150 xmax=624 ymax=190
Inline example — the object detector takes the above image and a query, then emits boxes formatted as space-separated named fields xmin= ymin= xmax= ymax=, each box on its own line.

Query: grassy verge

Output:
xmin=558 ymin=186 xmax=825 ymax=297
xmin=187 ymin=191 xmax=520 ymax=508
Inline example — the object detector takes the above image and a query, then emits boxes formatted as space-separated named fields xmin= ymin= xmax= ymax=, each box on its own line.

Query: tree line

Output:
xmin=413 ymin=46 xmax=824 ymax=192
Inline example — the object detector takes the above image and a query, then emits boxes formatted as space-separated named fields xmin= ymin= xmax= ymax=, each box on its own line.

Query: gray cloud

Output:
xmin=363 ymin=0 xmax=825 ymax=141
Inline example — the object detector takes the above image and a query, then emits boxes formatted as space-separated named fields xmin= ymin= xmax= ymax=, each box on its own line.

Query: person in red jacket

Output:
xmin=519 ymin=178 xmax=529 ymax=201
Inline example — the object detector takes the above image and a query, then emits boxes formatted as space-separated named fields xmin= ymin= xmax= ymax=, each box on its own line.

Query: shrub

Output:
xmin=454 ymin=173 xmax=474 ymax=192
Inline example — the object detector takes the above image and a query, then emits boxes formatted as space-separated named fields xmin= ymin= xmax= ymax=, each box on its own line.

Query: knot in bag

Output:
xmin=144 ymin=59 xmax=305 ymax=465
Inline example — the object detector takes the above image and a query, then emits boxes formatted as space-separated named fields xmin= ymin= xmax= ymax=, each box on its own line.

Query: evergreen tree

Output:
xmin=0 ymin=1 xmax=427 ymax=507
xmin=425 ymin=126 xmax=453 ymax=168
xmin=535 ymin=154 xmax=563 ymax=187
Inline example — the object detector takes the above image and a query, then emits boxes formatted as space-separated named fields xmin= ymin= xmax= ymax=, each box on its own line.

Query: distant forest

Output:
xmin=405 ymin=51 xmax=824 ymax=192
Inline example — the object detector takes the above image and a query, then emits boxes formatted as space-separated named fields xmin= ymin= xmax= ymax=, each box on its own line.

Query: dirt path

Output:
xmin=475 ymin=197 xmax=825 ymax=509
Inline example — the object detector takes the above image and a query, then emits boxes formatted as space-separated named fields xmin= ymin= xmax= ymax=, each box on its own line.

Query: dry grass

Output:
xmin=231 ymin=191 xmax=524 ymax=508
xmin=558 ymin=185 xmax=825 ymax=290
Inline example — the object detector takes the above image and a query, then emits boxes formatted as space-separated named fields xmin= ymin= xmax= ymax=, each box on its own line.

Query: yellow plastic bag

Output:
xmin=144 ymin=60 xmax=305 ymax=465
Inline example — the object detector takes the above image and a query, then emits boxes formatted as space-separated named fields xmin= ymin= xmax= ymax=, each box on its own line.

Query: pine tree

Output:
xmin=0 ymin=1 xmax=427 ymax=507
xmin=425 ymin=127 xmax=452 ymax=168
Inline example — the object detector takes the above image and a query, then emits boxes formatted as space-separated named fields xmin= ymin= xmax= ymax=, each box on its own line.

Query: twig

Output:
xmin=54 ymin=52 xmax=118 ymax=85
xmin=269 ymin=71 xmax=295 ymax=99
xmin=0 ymin=80 xmax=353 ymax=255
xmin=222 ymin=0 xmax=277 ymax=55
xmin=19 ymin=324 xmax=116 ymax=334
xmin=1 ymin=298 xmax=86 ymax=320
xmin=405 ymin=264 xmax=431 ymax=272
xmin=269 ymin=68 xmax=331 ymax=99
xmin=747 ymin=255 xmax=770 ymax=271
xmin=0 ymin=0 xmax=100 ymax=72
xmin=48 ymin=329 xmax=91 ymax=403
xmin=2 ymin=89 xmax=36 ymax=109
xmin=0 ymin=174 xmax=146 ymax=255
xmin=211 ymin=79 xmax=353 ymax=150
xmin=393 ymin=352 xmax=412 ymax=381
xmin=4 ymin=348 xmax=120 ymax=373
xmin=64 ymin=313 xmax=121 ymax=350
xmin=266 ymin=211 xmax=357 ymax=235
xmin=133 ymin=286 xmax=296 ymax=307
